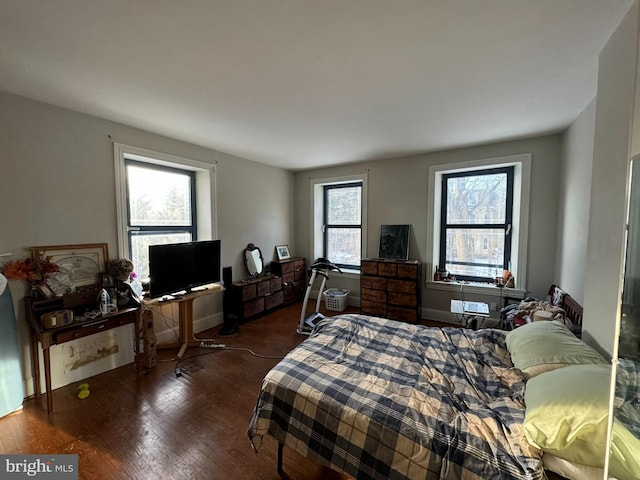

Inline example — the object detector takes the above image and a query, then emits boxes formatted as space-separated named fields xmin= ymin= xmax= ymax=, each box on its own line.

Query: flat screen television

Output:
xmin=148 ymin=240 xmax=221 ymax=299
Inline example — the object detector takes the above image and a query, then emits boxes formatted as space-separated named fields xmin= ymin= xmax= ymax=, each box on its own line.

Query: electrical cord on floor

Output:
xmin=173 ymin=345 xmax=285 ymax=378
xmin=175 ymin=344 xmax=286 ymax=363
xmin=152 ymin=322 xmax=286 ymax=376
xmin=222 ymin=346 xmax=285 ymax=359
xmin=158 ymin=357 xmax=178 ymax=363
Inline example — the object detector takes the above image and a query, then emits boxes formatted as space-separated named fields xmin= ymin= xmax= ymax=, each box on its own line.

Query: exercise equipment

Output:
xmin=297 ymin=258 xmax=341 ymax=335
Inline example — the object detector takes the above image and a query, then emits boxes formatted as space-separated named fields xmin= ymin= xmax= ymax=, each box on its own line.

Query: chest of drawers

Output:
xmin=360 ymin=258 xmax=422 ymax=323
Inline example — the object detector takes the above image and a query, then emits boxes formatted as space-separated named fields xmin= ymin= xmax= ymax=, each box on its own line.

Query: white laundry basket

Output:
xmin=323 ymin=288 xmax=350 ymax=312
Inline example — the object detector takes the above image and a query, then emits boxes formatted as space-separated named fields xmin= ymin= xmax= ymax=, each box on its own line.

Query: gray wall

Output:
xmin=293 ymin=134 xmax=564 ymax=315
xmin=584 ymin=1 xmax=638 ymax=358
xmin=557 ymin=97 xmax=596 ymax=306
xmin=0 ymin=91 xmax=292 ymax=391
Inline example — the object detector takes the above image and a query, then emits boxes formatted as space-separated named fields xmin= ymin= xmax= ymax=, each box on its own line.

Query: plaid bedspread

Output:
xmin=247 ymin=314 xmax=543 ymax=480
xmin=615 ymin=358 xmax=640 ymax=438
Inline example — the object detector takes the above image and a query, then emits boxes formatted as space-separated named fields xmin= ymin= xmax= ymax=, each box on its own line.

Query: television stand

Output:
xmin=144 ymin=283 xmax=224 ymax=360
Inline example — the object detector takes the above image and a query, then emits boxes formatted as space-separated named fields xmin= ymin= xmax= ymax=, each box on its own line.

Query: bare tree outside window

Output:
xmin=440 ymin=167 xmax=513 ymax=281
xmin=126 ymin=161 xmax=196 ymax=280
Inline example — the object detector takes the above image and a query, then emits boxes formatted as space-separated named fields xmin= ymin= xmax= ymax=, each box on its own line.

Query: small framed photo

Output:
xmin=37 ymin=283 xmax=56 ymax=300
xmin=275 ymin=245 xmax=291 ymax=261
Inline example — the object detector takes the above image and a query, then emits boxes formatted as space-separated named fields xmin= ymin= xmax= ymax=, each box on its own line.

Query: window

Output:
xmin=114 ymin=143 xmax=216 ymax=281
xmin=427 ymin=154 xmax=530 ymax=288
xmin=323 ymin=182 xmax=362 ymax=269
xmin=125 ymin=160 xmax=196 ymax=280
xmin=440 ymin=166 xmax=514 ymax=281
xmin=311 ymin=174 xmax=368 ymax=273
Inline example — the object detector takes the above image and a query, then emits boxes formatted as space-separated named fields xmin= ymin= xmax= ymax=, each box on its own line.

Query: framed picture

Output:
xmin=37 ymin=283 xmax=56 ymax=300
xmin=378 ymin=225 xmax=411 ymax=260
xmin=275 ymin=245 xmax=291 ymax=261
xmin=30 ymin=243 xmax=109 ymax=295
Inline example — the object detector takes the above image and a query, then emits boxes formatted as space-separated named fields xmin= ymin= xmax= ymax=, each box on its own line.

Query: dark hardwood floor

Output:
xmin=1 ymin=301 xmax=566 ymax=480
xmin=1 ymin=302 xmax=354 ymax=480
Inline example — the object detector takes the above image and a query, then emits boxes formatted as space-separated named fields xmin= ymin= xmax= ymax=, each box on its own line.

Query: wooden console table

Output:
xmin=25 ymin=297 xmax=141 ymax=414
xmin=143 ymin=283 xmax=224 ymax=360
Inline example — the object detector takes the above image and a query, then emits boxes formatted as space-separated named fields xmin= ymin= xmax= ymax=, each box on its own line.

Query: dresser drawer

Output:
xmin=244 ymin=298 xmax=264 ymax=318
xmin=257 ymin=279 xmax=271 ymax=297
xmin=280 ymin=262 xmax=294 ymax=274
xmin=240 ymin=284 xmax=257 ymax=301
xmin=388 ymin=291 xmax=417 ymax=307
xmin=387 ymin=279 xmax=417 ymax=294
xmin=387 ymin=306 xmax=418 ymax=323
xmin=397 ymin=263 xmax=419 ymax=279
xmin=54 ymin=315 xmax=134 ymax=344
xmin=361 ymin=276 xmax=387 ymax=290
xmin=293 ymin=266 xmax=305 ymax=282
xmin=270 ymin=277 xmax=282 ymax=292
xmin=282 ymin=272 xmax=294 ymax=283
xmin=361 ymin=300 xmax=386 ymax=317
xmin=361 ymin=287 xmax=386 ymax=303
xmin=265 ymin=290 xmax=284 ymax=310
xmin=282 ymin=283 xmax=303 ymax=304
xmin=360 ymin=260 xmax=378 ymax=275
xmin=378 ymin=263 xmax=397 ymax=277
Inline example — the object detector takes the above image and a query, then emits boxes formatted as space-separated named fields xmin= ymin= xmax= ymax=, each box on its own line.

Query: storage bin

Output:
xmin=323 ymin=288 xmax=350 ymax=312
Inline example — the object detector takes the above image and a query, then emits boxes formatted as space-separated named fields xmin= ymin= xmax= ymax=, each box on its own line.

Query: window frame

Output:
xmin=439 ymin=166 xmax=514 ymax=282
xmin=124 ymin=159 xmax=198 ymax=261
xmin=114 ymin=143 xmax=217 ymax=265
xmin=322 ymin=181 xmax=363 ymax=270
xmin=427 ymin=154 xmax=530 ymax=289
xmin=310 ymin=173 xmax=368 ymax=275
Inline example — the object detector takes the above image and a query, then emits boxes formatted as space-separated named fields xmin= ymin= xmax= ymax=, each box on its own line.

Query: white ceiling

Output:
xmin=0 ymin=1 xmax=634 ymax=170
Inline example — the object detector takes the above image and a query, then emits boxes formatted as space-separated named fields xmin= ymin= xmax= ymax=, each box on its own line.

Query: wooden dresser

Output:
xmin=360 ymin=258 xmax=422 ymax=323
xmin=229 ymin=274 xmax=283 ymax=321
xmin=270 ymin=257 xmax=306 ymax=305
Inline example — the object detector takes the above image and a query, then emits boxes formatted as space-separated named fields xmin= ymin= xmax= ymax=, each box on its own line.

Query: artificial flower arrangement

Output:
xmin=1 ymin=256 xmax=59 ymax=283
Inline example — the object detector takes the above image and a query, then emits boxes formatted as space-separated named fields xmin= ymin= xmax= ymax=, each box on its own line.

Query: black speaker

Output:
xmin=222 ymin=266 xmax=232 ymax=286
xmin=219 ymin=266 xmax=239 ymax=335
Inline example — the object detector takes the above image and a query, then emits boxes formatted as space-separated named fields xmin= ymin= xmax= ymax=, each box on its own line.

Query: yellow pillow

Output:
xmin=609 ymin=418 xmax=640 ymax=480
xmin=523 ymin=364 xmax=611 ymax=467
xmin=506 ymin=320 xmax=606 ymax=378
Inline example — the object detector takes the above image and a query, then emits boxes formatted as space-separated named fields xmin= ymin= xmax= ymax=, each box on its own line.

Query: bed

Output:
xmin=501 ymin=285 xmax=583 ymax=333
xmin=248 ymin=288 xmax=612 ymax=480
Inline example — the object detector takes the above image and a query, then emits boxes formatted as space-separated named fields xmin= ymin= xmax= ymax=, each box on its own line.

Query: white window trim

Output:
xmin=426 ymin=153 xmax=531 ymax=290
xmin=113 ymin=143 xmax=217 ymax=259
xmin=310 ymin=173 xmax=368 ymax=277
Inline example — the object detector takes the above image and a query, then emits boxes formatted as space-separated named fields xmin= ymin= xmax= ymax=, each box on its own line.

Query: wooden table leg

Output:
xmin=134 ymin=309 xmax=141 ymax=373
xmin=153 ymin=289 xmax=222 ymax=360
xmin=30 ymin=333 xmax=41 ymax=398
xmin=158 ymin=297 xmax=203 ymax=360
xmin=43 ymin=347 xmax=53 ymax=415
xmin=176 ymin=298 xmax=200 ymax=360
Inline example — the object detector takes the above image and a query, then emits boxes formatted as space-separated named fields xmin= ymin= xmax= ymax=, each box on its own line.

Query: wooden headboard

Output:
xmin=548 ymin=284 xmax=583 ymax=327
